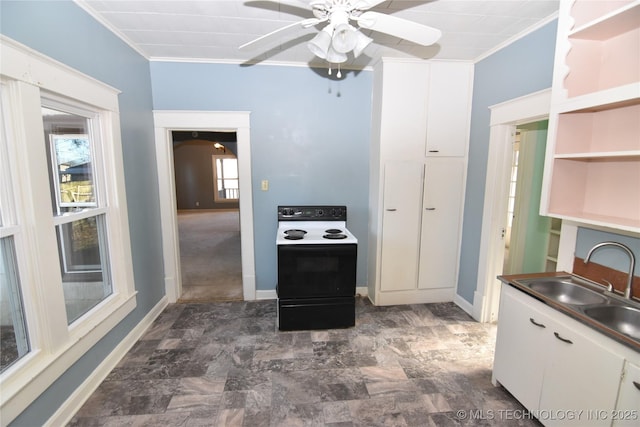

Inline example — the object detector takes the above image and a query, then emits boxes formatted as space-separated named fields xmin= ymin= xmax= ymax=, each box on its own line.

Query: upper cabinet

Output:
xmin=425 ymin=62 xmax=474 ymax=157
xmin=541 ymin=0 xmax=640 ymax=233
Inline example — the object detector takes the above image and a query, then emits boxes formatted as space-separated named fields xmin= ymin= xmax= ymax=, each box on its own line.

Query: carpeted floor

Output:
xmin=178 ymin=210 xmax=243 ymax=302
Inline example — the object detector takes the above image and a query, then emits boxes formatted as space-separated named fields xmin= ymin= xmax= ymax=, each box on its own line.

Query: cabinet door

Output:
xmin=614 ymin=361 xmax=640 ymax=427
xmin=418 ymin=158 xmax=464 ymax=289
xmin=493 ymin=284 xmax=547 ymax=412
xmin=380 ymin=161 xmax=424 ymax=292
xmin=540 ymin=319 xmax=624 ymax=427
xmin=379 ymin=61 xmax=430 ymax=161
xmin=425 ymin=62 xmax=473 ymax=157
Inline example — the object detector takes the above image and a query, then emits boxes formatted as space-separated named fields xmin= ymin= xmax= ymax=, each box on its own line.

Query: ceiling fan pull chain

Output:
xmin=328 ymin=64 xmax=332 ymax=76
xmin=337 ymin=64 xmax=342 ymax=78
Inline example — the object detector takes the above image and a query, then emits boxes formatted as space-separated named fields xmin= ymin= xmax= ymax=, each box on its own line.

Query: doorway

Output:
xmin=153 ymin=111 xmax=256 ymax=303
xmin=172 ymin=131 xmax=243 ymax=302
xmin=502 ymin=121 xmax=556 ymax=276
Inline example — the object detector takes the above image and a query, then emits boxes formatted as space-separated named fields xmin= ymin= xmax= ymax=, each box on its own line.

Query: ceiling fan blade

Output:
xmin=356 ymin=11 xmax=442 ymax=46
xmin=247 ymin=0 xmax=311 ymax=8
xmin=352 ymin=0 xmax=387 ymax=10
xmin=239 ymin=18 xmax=320 ymax=50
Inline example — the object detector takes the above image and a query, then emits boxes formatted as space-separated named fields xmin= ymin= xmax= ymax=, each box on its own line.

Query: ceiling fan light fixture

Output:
xmin=332 ymin=23 xmax=357 ymax=53
xmin=307 ymin=25 xmax=333 ymax=59
xmin=326 ymin=46 xmax=348 ymax=64
xmin=352 ymin=32 xmax=373 ymax=58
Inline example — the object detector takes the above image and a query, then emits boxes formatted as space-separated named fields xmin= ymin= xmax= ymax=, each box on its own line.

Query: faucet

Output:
xmin=584 ymin=241 xmax=636 ymax=299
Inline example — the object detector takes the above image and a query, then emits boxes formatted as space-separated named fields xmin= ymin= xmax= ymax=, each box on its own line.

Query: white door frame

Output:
xmin=153 ymin=110 xmax=256 ymax=302
xmin=472 ymin=88 xmax=577 ymax=322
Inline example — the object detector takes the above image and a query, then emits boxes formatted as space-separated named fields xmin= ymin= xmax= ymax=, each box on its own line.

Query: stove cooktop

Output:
xmin=276 ymin=222 xmax=357 ymax=245
xmin=276 ymin=205 xmax=357 ymax=245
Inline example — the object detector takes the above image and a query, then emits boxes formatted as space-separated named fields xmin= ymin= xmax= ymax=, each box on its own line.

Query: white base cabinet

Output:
xmin=615 ymin=361 xmax=640 ymax=426
xmin=493 ymin=283 xmax=631 ymax=427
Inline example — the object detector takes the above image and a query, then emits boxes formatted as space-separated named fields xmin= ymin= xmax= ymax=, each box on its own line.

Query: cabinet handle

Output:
xmin=529 ymin=318 xmax=546 ymax=328
xmin=386 ymin=208 xmax=397 ymax=212
xmin=428 ymin=150 xmax=439 ymax=153
xmin=554 ymin=332 xmax=573 ymax=344
xmin=633 ymin=381 xmax=640 ymax=391
xmin=425 ymin=207 xmax=436 ymax=211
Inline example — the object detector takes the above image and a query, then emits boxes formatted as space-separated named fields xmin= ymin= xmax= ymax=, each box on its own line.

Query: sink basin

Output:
xmin=524 ymin=279 xmax=608 ymax=305
xmin=583 ymin=305 xmax=640 ymax=341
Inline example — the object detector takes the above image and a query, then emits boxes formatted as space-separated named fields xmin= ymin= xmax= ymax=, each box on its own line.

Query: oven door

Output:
xmin=277 ymin=243 xmax=356 ymax=298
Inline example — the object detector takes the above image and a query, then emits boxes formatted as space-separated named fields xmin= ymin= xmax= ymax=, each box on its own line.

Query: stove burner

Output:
xmin=284 ymin=229 xmax=307 ymax=240
xmin=325 ymin=228 xmax=343 ymax=234
xmin=323 ymin=233 xmax=347 ymax=239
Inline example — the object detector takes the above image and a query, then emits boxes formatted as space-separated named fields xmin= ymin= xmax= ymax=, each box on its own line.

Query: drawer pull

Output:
xmin=633 ymin=381 xmax=640 ymax=391
xmin=554 ymin=332 xmax=573 ymax=344
xmin=529 ymin=318 xmax=545 ymax=328
xmin=386 ymin=208 xmax=397 ymax=212
xmin=428 ymin=150 xmax=439 ymax=153
xmin=425 ymin=207 xmax=436 ymax=211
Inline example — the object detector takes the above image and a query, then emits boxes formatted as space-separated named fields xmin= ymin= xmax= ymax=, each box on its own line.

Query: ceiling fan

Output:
xmin=240 ymin=0 xmax=442 ymax=70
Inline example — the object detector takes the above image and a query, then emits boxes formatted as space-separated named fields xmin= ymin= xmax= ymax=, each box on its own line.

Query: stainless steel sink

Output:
xmin=523 ymin=279 xmax=608 ymax=305
xmin=583 ymin=305 xmax=640 ymax=341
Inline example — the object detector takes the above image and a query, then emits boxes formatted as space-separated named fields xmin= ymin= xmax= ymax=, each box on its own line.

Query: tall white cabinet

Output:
xmin=368 ymin=59 xmax=473 ymax=305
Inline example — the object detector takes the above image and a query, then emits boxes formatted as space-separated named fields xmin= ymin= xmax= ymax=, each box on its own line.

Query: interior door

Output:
xmin=380 ymin=161 xmax=424 ymax=292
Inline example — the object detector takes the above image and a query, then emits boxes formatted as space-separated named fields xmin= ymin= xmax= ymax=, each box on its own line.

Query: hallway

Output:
xmin=178 ymin=210 xmax=243 ymax=302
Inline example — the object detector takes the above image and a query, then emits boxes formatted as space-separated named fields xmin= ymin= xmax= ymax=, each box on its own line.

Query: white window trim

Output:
xmin=0 ymin=36 xmax=137 ymax=424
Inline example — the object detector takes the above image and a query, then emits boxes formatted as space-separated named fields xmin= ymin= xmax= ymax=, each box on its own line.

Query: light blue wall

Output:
xmin=456 ymin=20 xmax=558 ymax=303
xmin=576 ymin=229 xmax=640 ymax=276
xmin=150 ymin=62 xmax=372 ymax=290
xmin=1 ymin=1 xmax=163 ymax=425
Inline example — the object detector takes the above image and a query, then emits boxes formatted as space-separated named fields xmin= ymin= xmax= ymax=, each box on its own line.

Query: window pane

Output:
xmin=214 ymin=157 xmax=239 ymax=200
xmin=42 ymin=107 xmax=96 ymax=214
xmin=57 ymin=215 xmax=112 ymax=324
xmin=221 ymin=158 xmax=238 ymax=179
xmin=0 ymin=237 xmax=30 ymax=372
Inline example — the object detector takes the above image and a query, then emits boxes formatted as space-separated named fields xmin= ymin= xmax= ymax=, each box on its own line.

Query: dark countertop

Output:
xmin=498 ymin=271 xmax=640 ymax=353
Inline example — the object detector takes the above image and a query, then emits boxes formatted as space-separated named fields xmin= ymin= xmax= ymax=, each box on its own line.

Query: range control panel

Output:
xmin=277 ymin=205 xmax=347 ymax=221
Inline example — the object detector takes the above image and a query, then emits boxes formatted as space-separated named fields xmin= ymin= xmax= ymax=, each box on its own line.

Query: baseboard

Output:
xmin=46 ymin=296 xmax=169 ymax=427
xmin=374 ymin=288 xmax=455 ymax=306
xmin=356 ymin=286 xmax=368 ymax=297
xmin=255 ymin=289 xmax=277 ymax=300
xmin=454 ymin=293 xmax=475 ymax=318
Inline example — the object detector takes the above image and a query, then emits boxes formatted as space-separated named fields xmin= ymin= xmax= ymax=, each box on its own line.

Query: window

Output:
xmin=0 ymin=94 xmax=30 ymax=372
xmin=0 ymin=37 xmax=136 ymax=424
xmin=213 ymin=155 xmax=239 ymax=201
xmin=43 ymin=104 xmax=112 ymax=324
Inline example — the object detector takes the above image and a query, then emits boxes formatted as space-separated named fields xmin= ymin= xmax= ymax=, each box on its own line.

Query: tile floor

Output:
xmin=69 ymin=298 xmax=540 ymax=426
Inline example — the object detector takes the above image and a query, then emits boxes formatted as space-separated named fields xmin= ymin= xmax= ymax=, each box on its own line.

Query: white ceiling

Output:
xmin=76 ymin=0 xmax=559 ymax=69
